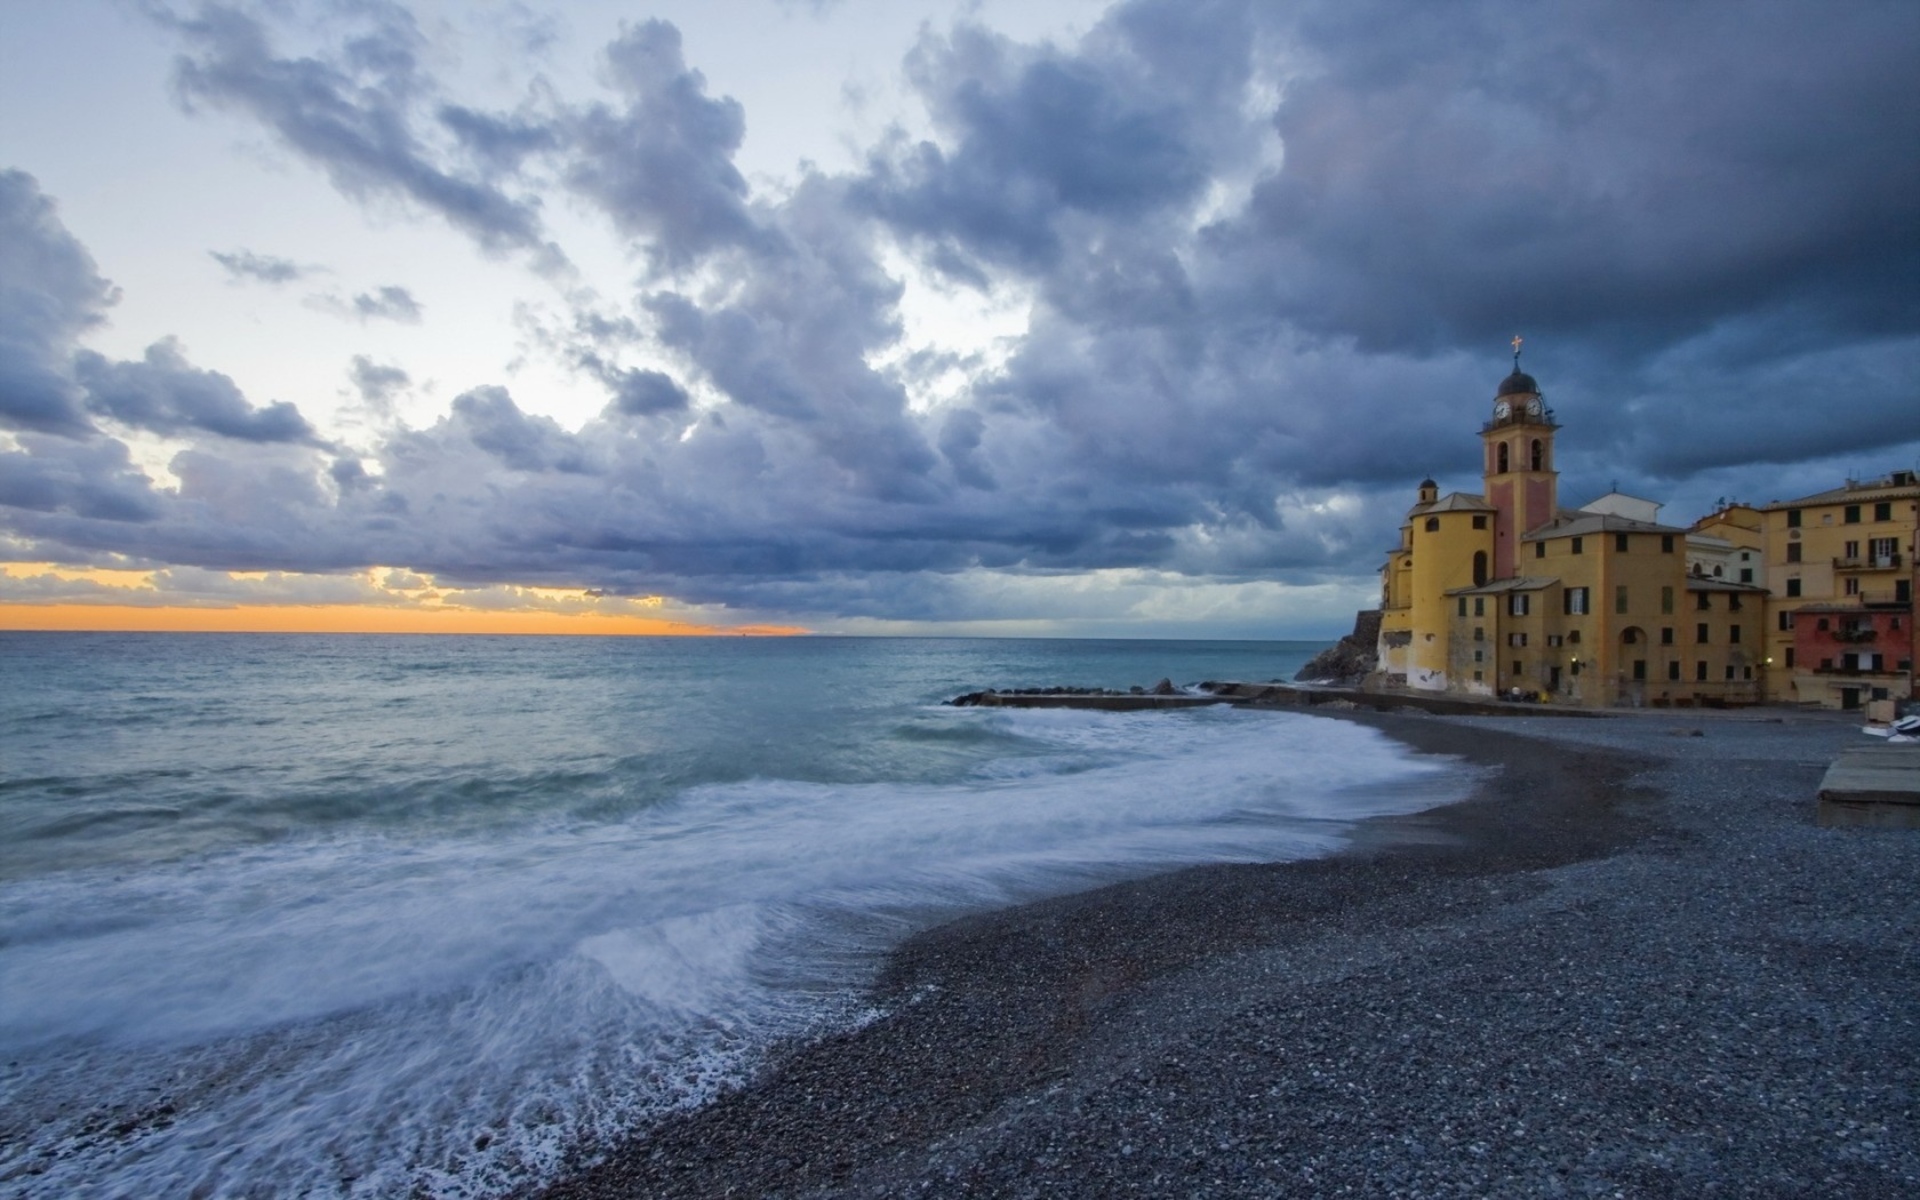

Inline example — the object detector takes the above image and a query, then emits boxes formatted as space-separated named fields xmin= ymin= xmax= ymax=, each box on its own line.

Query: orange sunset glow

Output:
xmin=0 ymin=564 xmax=808 ymax=637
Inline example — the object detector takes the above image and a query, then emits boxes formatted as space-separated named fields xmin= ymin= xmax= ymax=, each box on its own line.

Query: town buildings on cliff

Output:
xmin=1370 ymin=349 xmax=1917 ymax=711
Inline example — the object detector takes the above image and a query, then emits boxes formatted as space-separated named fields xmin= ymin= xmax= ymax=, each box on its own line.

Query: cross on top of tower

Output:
xmin=1510 ymin=334 xmax=1523 ymax=367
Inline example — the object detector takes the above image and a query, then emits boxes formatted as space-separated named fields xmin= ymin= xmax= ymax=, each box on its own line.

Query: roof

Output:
xmin=1684 ymin=578 xmax=1769 ymax=594
xmin=1410 ymin=491 xmax=1497 ymax=515
xmin=1763 ymin=472 xmax=1920 ymax=510
xmin=1522 ymin=512 xmax=1689 ymax=540
xmin=1446 ymin=576 xmax=1559 ymax=596
xmin=1496 ymin=369 xmax=1539 ymax=397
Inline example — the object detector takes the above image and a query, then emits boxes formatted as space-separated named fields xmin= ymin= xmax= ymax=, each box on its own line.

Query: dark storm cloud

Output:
xmin=0 ymin=434 xmax=162 ymax=523
xmin=602 ymin=367 xmax=690 ymax=417
xmin=564 ymin=20 xmax=760 ymax=272
xmin=445 ymin=385 xmax=592 ymax=473
xmin=8 ymin=2 xmax=1919 ymax=627
xmin=162 ymin=3 xmax=559 ymax=262
xmin=76 ymin=339 xmax=321 ymax=444
xmin=210 ymin=248 xmax=313 ymax=284
xmin=0 ymin=170 xmax=115 ymax=437
xmin=857 ymin=7 xmax=1242 ymax=274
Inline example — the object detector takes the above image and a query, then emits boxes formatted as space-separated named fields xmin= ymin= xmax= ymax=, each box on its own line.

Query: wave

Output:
xmin=0 ymin=706 xmax=1472 ymax=1197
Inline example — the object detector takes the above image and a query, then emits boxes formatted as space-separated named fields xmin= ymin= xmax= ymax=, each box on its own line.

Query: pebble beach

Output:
xmin=542 ymin=707 xmax=1919 ymax=1199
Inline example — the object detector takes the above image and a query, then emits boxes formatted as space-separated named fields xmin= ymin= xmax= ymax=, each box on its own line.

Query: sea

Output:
xmin=0 ymin=633 xmax=1475 ymax=1198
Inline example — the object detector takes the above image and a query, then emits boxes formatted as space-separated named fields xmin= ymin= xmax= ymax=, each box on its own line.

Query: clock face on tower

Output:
xmin=1493 ymin=400 xmax=1511 ymax=420
xmin=1526 ymin=398 xmax=1543 ymax=416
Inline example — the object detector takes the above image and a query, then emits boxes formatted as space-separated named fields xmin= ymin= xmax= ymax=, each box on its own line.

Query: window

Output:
xmin=1739 ymin=568 xmax=1753 ymax=583
xmin=1474 ymin=597 xmax=1485 ymax=617
xmin=1844 ymin=540 xmax=1860 ymax=558
xmin=1632 ymin=660 xmax=1646 ymax=681
xmin=1729 ymin=594 xmax=1742 ymax=612
xmin=1845 ymin=578 xmax=1861 ymax=596
xmin=1787 ymin=508 xmax=1802 ymax=528
xmin=1696 ymin=661 xmax=1709 ymax=681
xmin=1616 ymin=533 xmax=1630 ymax=553
xmin=1474 ymin=650 xmax=1483 ymax=662
xmin=1615 ymin=585 xmax=1629 ymax=614
xmin=1696 ymin=592 xmax=1712 ymax=611
xmin=1425 ymin=517 xmax=1440 ymax=532
xmin=1547 ymin=635 xmax=1563 ymax=647
xmin=1786 ymin=577 xmax=1802 ymax=598
xmin=1744 ymin=667 xmax=1752 ymax=680
xmin=1844 ymin=504 xmax=1861 ymax=524
xmin=1667 ymin=661 xmax=1681 ymax=681
xmin=1779 ymin=611 xmax=1794 ymax=631
xmin=1564 ymin=587 xmax=1589 ymax=615
xmin=1661 ymin=535 xmax=1676 ymax=553
xmin=1510 ymin=660 xmax=1522 ymax=676
xmin=1875 ymin=501 xmax=1893 ymax=521
xmin=1534 ymin=541 xmax=1546 ymax=559
xmin=1730 ymin=625 xmax=1741 ymax=644
xmin=1472 ymin=515 xmax=1487 ymax=529
xmin=1473 ymin=626 xmax=1484 ymax=641
xmin=1473 ymin=670 xmax=1483 ymax=682
xmin=1510 ymin=593 xmax=1530 ymax=616
xmin=1497 ymin=443 xmax=1509 ymax=473
xmin=1458 ymin=598 xmax=1468 ymax=617
xmin=1785 ymin=648 xmax=1795 ymax=668
xmin=1871 ymin=536 xmax=1898 ymax=563
xmin=1472 ymin=551 xmax=1488 ymax=587
xmin=1661 ymin=586 xmax=1674 ymax=614
xmin=1509 ymin=632 xmax=1526 ymax=647
xmin=1571 ymin=536 xmax=1584 ymax=555
xmin=1530 ymin=439 xmax=1544 ymax=470
xmin=1696 ymin=623 xmax=1710 ymax=643
xmin=1786 ymin=543 xmax=1801 ymax=563
xmin=1816 ymin=618 xmax=1830 ymax=631
xmin=1661 ymin=627 xmax=1675 ymax=645
xmin=1568 ymin=630 xmax=1581 ymax=644
xmin=1725 ymin=665 xmax=1736 ymax=680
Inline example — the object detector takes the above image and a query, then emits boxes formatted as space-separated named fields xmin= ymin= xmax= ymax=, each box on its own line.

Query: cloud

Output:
xmin=563 ymin=20 xmax=760 ymax=273
xmin=0 ymin=170 xmax=117 ymax=437
xmin=0 ymin=434 xmax=162 ymax=523
xmin=351 ymin=285 xmax=422 ymax=323
xmin=75 ymin=338 xmax=321 ymax=444
xmin=6 ymin=3 xmax=1918 ymax=634
xmin=209 ymin=248 xmax=312 ymax=284
xmin=349 ymin=355 xmax=410 ymax=406
xmin=161 ymin=2 xmax=561 ymax=264
xmin=602 ymin=367 xmax=690 ymax=417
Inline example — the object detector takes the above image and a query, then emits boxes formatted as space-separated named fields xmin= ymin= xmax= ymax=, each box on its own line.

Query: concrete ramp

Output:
xmin=1818 ymin=743 xmax=1920 ymax=828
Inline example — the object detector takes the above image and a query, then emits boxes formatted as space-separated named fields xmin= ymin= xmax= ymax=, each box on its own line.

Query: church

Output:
xmin=1372 ymin=349 xmax=1767 ymax=707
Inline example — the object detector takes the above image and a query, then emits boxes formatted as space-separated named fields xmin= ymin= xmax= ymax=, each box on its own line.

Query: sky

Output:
xmin=1 ymin=0 xmax=1916 ymax=639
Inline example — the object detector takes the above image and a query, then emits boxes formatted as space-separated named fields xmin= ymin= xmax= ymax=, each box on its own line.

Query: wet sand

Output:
xmin=541 ymin=708 xmax=1919 ymax=1199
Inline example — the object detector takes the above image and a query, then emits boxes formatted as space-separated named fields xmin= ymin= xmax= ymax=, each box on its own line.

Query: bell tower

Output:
xmin=1481 ymin=337 xmax=1559 ymax=579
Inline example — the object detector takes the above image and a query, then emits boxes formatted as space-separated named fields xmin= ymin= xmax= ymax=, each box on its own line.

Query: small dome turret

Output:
xmin=1496 ymin=369 xmax=1539 ymax=398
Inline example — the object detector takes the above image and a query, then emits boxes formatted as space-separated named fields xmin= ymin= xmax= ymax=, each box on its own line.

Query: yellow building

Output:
xmin=1374 ymin=358 xmax=1765 ymax=707
xmin=1758 ymin=473 xmax=1919 ymax=709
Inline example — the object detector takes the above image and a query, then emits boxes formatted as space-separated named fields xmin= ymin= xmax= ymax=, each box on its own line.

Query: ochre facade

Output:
xmin=1375 ymin=364 xmax=1766 ymax=708
xmin=1759 ymin=474 xmax=1919 ymax=710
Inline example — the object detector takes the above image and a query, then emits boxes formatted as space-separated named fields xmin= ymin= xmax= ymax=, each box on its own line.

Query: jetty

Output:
xmin=949 ymin=680 xmax=1611 ymax=718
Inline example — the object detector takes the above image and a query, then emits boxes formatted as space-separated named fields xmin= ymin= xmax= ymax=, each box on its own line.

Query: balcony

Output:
xmin=1833 ymin=553 xmax=1904 ymax=571
xmin=1812 ymin=664 xmax=1903 ymax=677
xmin=1831 ymin=627 xmax=1879 ymax=643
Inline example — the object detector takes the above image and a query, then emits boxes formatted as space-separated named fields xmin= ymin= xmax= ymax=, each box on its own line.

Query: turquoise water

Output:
xmin=0 ymin=634 xmax=1470 ymax=1198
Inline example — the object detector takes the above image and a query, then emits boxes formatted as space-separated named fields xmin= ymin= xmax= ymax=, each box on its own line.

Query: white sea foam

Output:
xmin=0 ymin=704 xmax=1472 ymax=1198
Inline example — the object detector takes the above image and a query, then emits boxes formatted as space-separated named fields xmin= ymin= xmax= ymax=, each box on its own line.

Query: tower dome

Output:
xmin=1496 ymin=369 xmax=1539 ymax=397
